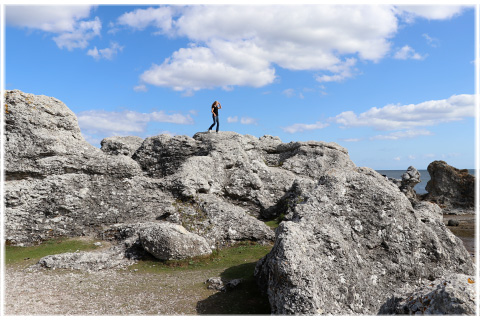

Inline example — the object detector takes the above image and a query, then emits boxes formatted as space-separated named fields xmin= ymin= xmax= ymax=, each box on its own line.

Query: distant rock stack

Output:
xmin=387 ymin=166 xmax=421 ymax=204
xmin=422 ymin=160 xmax=475 ymax=214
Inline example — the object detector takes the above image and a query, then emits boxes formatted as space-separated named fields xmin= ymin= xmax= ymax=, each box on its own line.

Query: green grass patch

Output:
xmin=5 ymin=237 xmax=101 ymax=267
xmin=264 ymin=213 xmax=285 ymax=229
xmin=129 ymin=241 xmax=272 ymax=275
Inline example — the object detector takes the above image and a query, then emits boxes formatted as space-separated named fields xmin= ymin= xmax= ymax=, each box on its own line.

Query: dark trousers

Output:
xmin=208 ymin=114 xmax=219 ymax=132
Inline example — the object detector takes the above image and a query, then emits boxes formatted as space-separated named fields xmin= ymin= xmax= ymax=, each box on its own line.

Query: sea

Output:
xmin=375 ymin=169 xmax=475 ymax=195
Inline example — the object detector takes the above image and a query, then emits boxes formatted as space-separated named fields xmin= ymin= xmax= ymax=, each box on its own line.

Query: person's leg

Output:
xmin=208 ymin=114 xmax=215 ymax=131
xmin=215 ymin=116 xmax=219 ymax=132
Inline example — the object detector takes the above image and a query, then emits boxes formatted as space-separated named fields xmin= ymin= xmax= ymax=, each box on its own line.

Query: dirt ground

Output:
xmin=4 ymin=267 xmax=228 ymax=315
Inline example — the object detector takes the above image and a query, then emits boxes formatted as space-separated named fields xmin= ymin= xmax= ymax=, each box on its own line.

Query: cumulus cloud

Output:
xmin=6 ymin=5 xmax=101 ymax=50
xmin=397 ymin=5 xmax=468 ymax=21
xmin=116 ymin=6 xmax=174 ymax=33
xmin=125 ymin=5 xmax=398 ymax=92
xmin=282 ymin=121 xmax=330 ymax=134
xmin=87 ymin=42 xmax=124 ymax=60
xmin=77 ymin=109 xmax=194 ymax=136
xmin=331 ymin=94 xmax=475 ymax=131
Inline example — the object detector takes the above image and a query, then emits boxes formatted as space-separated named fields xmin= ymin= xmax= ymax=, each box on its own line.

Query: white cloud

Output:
xmin=6 ymin=5 xmax=93 ymax=32
xmin=397 ymin=5 xmax=468 ymax=21
xmin=6 ymin=6 xmax=101 ymax=50
xmin=422 ymin=33 xmax=439 ymax=47
xmin=282 ymin=122 xmax=330 ymax=134
xmin=116 ymin=6 xmax=174 ymax=33
xmin=88 ymin=42 xmax=124 ymax=60
xmin=283 ymin=89 xmax=295 ymax=98
xmin=227 ymin=116 xmax=238 ymax=123
xmin=127 ymin=5 xmax=399 ymax=92
xmin=53 ymin=17 xmax=101 ymax=50
xmin=133 ymin=84 xmax=148 ymax=92
xmin=331 ymin=94 xmax=475 ymax=131
xmin=393 ymin=45 xmax=426 ymax=60
xmin=240 ymin=117 xmax=258 ymax=125
xmin=393 ymin=157 xmax=401 ymax=161
xmin=77 ymin=109 xmax=194 ymax=136
xmin=139 ymin=45 xmax=275 ymax=92
xmin=340 ymin=138 xmax=362 ymax=142
xmin=370 ymin=129 xmax=433 ymax=140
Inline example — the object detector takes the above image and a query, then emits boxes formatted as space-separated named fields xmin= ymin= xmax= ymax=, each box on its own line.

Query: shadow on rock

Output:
xmin=196 ymin=262 xmax=270 ymax=315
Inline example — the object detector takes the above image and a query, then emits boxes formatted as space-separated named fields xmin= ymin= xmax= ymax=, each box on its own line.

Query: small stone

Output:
xmin=447 ymin=219 xmax=460 ymax=227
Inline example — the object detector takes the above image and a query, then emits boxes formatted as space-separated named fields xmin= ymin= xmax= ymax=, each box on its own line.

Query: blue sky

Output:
xmin=3 ymin=3 xmax=477 ymax=170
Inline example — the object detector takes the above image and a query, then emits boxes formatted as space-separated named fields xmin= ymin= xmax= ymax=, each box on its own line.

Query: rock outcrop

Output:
xmin=386 ymin=166 xmax=421 ymax=203
xmin=422 ymin=160 xmax=475 ymax=214
xmin=5 ymin=90 xmax=475 ymax=315
xmin=254 ymin=168 xmax=474 ymax=315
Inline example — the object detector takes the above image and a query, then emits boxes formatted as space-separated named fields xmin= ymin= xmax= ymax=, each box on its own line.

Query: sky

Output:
xmin=3 ymin=3 xmax=478 ymax=170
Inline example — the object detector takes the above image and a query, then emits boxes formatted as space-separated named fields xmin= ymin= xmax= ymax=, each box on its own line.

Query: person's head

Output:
xmin=212 ymin=101 xmax=218 ymax=108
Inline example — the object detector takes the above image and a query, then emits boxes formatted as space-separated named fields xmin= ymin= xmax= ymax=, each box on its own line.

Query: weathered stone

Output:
xmin=205 ymin=277 xmax=243 ymax=291
xmin=100 ymin=136 xmax=144 ymax=157
xmin=138 ymin=222 xmax=212 ymax=260
xmin=169 ymin=194 xmax=275 ymax=247
xmin=255 ymin=167 xmax=474 ymax=315
xmin=32 ymin=245 xmax=134 ymax=271
xmin=379 ymin=273 xmax=476 ymax=315
xmin=423 ymin=161 xmax=474 ymax=211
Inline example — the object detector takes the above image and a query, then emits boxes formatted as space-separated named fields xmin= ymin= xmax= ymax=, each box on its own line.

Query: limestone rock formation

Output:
xmin=386 ymin=166 xmax=421 ymax=203
xmin=101 ymin=136 xmax=144 ymax=157
xmin=422 ymin=160 xmax=474 ymax=213
xmin=379 ymin=273 xmax=476 ymax=315
xmin=255 ymin=167 xmax=474 ymax=315
xmin=4 ymin=90 xmax=276 ymax=250
xmin=5 ymin=90 xmax=475 ymax=315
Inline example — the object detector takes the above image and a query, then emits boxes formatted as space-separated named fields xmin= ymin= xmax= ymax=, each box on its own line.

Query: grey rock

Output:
xmin=100 ymin=136 xmax=144 ymax=157
xmin=387 ymin=166 xmax=421 ymax=203
xmin=205 ymin=277 xmax=243 ymax=291
xmin=169 ymin=194 xmax=275 ymax=247
xmin=423 ymin=160 xmax=474 ymax=211
xmin=138 ymin=222 xmax=212 ymax=260
xmin=255 ymin=167 xmax=474 ymax=315
xmin=447 ymin=219 xmax=460 ymax=227
xmin=379 ymin=273 xmax=476 ymax=315
xmin=206 ymin=277 xmax=225 ymax=291
xmin=32 ymin=245 xmax=134 ymax=271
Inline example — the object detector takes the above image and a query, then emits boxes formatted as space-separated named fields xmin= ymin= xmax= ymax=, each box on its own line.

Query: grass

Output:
xmin=128 ymin=241 xmax=272 ymax=275
xmin=264 ymin=212 xmax=285 ymax=229
xmin=5 ymin=237 xmax=101 ymax=267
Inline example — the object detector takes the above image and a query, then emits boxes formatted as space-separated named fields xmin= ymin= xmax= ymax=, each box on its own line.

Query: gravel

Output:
xmin=5 ymin=266 xmax=220 ymax=315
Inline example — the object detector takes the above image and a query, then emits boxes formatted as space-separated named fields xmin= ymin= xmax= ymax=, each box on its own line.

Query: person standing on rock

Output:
xmin=208 ymin=100 xmax=222 ymax=133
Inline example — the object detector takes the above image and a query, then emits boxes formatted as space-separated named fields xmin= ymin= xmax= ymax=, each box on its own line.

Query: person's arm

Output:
xmin=211 ymin=107 xmax=215 ymax=114
xmin=218 ymin=103 xmax=222 ymax=109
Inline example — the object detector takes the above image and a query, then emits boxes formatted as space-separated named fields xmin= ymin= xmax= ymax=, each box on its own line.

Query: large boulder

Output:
xmin=422 ymin=161 xmax=474 ymax=212
xmin=255 ymin=167 xmax=474 ymax=315
xmin=138 ymin=222 xmax=212 ymax=260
